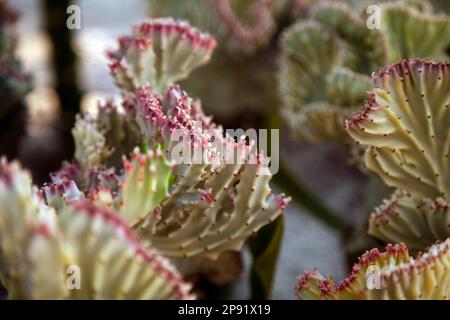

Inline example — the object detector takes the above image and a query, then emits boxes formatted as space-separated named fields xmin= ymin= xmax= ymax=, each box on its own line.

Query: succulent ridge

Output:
xmin=296 ymin=241 xmax=450 ymax=300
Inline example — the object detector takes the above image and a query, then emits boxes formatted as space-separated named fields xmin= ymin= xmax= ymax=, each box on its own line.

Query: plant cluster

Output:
xmin=0 ymin=18 xmax=288 ymax=299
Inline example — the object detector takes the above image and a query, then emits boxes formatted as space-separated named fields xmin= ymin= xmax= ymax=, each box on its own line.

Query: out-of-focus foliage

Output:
xmin=429 ymin=0 xmax=450 ymax=14
xmin=0 ymin=0 xmax=30 ymax=118
xmin=279 ymin=0 xmax=450 ymax=143
xmin=149 ymin=0 xmax=290 ymax=55
xmin=108 ymin=18 xmax=216 ymax=94
xmin=0 ymin=0 xmax=31 ymax=165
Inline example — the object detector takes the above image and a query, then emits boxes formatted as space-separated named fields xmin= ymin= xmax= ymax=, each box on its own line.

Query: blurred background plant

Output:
xmin=276 ymin=0 xmax=450 ymax=264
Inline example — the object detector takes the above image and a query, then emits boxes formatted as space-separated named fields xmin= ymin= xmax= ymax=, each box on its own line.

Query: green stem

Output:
xmin=273 ymin=162 xmax=348 ymax=232
xmin=43 ymin=0 xmax=82 ymax=120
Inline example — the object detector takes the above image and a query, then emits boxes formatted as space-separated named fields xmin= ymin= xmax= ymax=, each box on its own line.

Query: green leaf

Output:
xmin=248 ymin=216 xmax=284 ymax=300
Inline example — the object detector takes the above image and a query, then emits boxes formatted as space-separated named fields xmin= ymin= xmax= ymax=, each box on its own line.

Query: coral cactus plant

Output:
xmin=346 ymin=59 xmax=450 ymax=250
xmin=108 ymin=18 xmax=216 ymax=94
xmin=148 ymin=0 xmax=295 ymax=119
xmin=0 ymin=0 xmax=31 ymax=159
xmin=68 ymin=18 xmax=289 ymax=260
xmin=279 ymin=0 xmax=450 ymax=143
xmin=76 ymin=18 xmax=288 ymax=289
xmin=297 ymin=59 xmax=450 ymax=300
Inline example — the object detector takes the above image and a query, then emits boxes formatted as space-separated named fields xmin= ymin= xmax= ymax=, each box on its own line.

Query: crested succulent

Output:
xmin=0 ymin=18 xmax=289 ymax=299
xmin=296 ymin=59 xmax=450 ymax=300
xmin=64 ymin=19 xmax=290 ymax=263
xmin=429 ymin=0 xmax=450 ymax=14
xmin=0 ymin=159 xmax=192 ymax=299
xmin=108 ymin=18 xmax=216 ymax=94
xmin=129 ymin=86 xmax=290 ymax=259
xmin=368 ymin=190 xmax=450 ymax=249
xmin=0 ymin=0 xmax=30 ymax=118
xmin=279 ymin=0 xmax=450 ymax=143
xmin=297 ymin=241 xmax=450 ymax=299
xmin=149 ymin=0 xmax=289 ymax=55
xmin=346 ymin=59 xmax=450 ymax=250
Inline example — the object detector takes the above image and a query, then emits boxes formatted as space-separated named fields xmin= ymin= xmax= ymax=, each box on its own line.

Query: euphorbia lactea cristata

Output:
xmin=0 ymin=18 xmax=289 ymax=299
